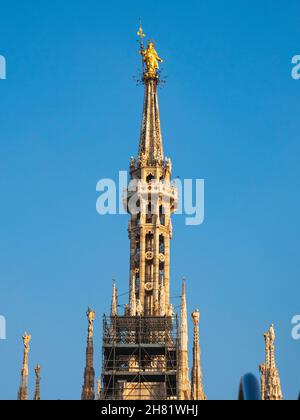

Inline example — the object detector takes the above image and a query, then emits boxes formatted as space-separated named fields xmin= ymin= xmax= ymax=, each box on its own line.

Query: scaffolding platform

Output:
xmin=101 ymin=315 xmax=179 ymax=400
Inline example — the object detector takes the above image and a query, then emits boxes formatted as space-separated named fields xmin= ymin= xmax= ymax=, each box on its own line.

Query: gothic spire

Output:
xmin=110 ymin=279 xmax=118 ymax=317
xmin=260 ymin=324 xmax=283 ymax=401
xmin=135 ymin=40 xmax=164 ymax=168
xmin=191 ymin=310 xmax=206 ymax=400
xmin=137 ymin=78 xmax=164 ymax=167
xmin=178 ymin=279 xmax=191 ymax=400
xmin=33 ymin=365 xmax=41 ymax=401
xmin=17 ymin=332 xmax=31 ymax=401
xmin=81 ymin=308 xmax=96 ymax=400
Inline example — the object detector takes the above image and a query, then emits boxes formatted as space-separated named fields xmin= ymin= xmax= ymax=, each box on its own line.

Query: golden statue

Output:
xmin=141 ymin=42 xmax=163 ymax=79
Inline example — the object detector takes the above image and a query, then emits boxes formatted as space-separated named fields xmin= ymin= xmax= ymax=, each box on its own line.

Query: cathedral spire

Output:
xmin=33 ymin=365 xmax=41 ymax=401
xmin=136 ymin=40 xmax=164 ymax=167
xmin=81 ymin=308 xmax=96 ymax=400
xmin=18 ymin=332 xmax=31 ymax=401
xmin=191 ymin=310 xmax=206 ymax=400
xmin=101 ymin=30 xmax=185 ymax=400
xmin=126 ymin=32 xmax=176 ymax=319
xmin=110 ymin=279 xmax=118 ymax=317
xmin=260 ymin=324 xmax=283 ymax=401
xmin=178 ymin=279 xmax=190 ymax=400
xmin=137 ymin=78 xmax=164 ymax=167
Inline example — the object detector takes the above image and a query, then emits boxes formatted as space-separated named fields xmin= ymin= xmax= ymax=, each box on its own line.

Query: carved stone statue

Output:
xmin=136 ymin=299 xmax=143 ymax=317
xmin=192 ymin=310 xmax=200 ymax=326
xmin=165 ymin=157 xmax=172 ymax=172
xmin=86 ymin=308 xmax=96 ymax=338
xmin=23 ymin=333 xmax=31 ymax=350
xmin=130 ymin=156 xmax=136 ymax=171
xmin=269 ymin=324 xmax=275 ymax=342
xmin=168 ymin=304 xmax=175 ymax=318
xmin=139 ymin=152 xmax=147 ymax=167
xmin=87 ymin=308 xmax=96 ymax=325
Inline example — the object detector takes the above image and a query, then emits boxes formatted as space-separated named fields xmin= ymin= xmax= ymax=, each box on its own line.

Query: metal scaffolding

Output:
xmin=101 ymin=315 xmax=179 ymax=400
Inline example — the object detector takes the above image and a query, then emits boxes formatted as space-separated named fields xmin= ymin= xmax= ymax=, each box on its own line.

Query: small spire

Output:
xmin=17 ymin=332 xmax=31 ymax=401
xmin=34 ymin=365 xmax=41 ymax=401
xmin=110 ymin=279 xmax=118 ymax=317
xmin=191 ymin=310 xmax=206 ymax=400
xmin=96 ymin=379 xmax=102 ymax=401
xmin=81 ymin=308 xmax=96 ymax=400
xmin=259 ymin=363 xmax=266 ymax=400
xmin=178 ymin=278 xmax=191 ymax=400
xmin=260 ymin=324 xmax=283 ymax=400
xmin=130 ymin=275 xmax=137 ymax=316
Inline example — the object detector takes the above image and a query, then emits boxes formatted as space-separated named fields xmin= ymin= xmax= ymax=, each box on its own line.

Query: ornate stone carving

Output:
xmin=136 ymin=299 xmax=143 ymax=317
xmin=260 ymin=324 xmax=283 ymax=401
xmin=130 ymin=156 xmax=136 ymax=171
xmin=139 ymin=152 xmax=147 ymax=168
xmin=191 ymin=310 xmax=206 ymax=400
xmin=17 ymin=332 xmax=31 ymax=401
xmin=81 ymin=308 xmax=96 ymax=400
xmin=144 ymin=282 xmax=153 ymax=292
xmin=34 ymin=365 xmax=41 ymax=401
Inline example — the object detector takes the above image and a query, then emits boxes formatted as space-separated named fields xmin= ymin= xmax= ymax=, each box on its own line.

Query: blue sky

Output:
xmin=0 ymin=0 xmax=299 ymax=400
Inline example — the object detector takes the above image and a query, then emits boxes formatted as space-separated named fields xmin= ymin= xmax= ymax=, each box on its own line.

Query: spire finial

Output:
xmin=34 ymin=364 xmax=41 ymax=401
xmin=87 ymin=307 xmax=96 ymax=339
xmin=81 ymin=308 xmax=95 ymax=400
xmin=137 ymin=20 xmax=146 ymax=47
xmin=260 ymin=323 xmax=283 ymax=400
xmin=137 ymin=25 xmax=163 ymax=80
xmin=17 ymin=332 xmax=31 ymax=400
xmin=191 ymin=310 xmax=206 ymax=400
xmin=192 ymin=309 xmax=200 ymax=326
xmin=178 ymin=278 xmax=190 ymax=400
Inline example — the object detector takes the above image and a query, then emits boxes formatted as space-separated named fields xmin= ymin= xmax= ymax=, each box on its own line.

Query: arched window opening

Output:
xmin=146 ymin=174 xmax=154 ymax=184
xmin=159 ymin=235 xmax=165 ymax=254
xmin=159 ymin=205 xmax=165 ymax=226
xmin=146 ymin=202 xmax=153 ymax=224
xmin=146 ymin=233 xmax=154 ymax=252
